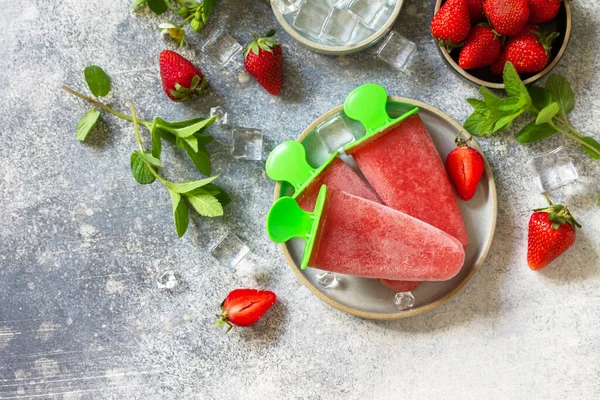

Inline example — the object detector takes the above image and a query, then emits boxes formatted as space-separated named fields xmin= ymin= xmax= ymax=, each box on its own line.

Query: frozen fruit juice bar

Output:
xmin=267 ymin=186 xmax=465 ymax=281
xmin=266 ymin=140 xmax=420 ymax=290
xmin=344 ymin=85 xmax=469 ymax=248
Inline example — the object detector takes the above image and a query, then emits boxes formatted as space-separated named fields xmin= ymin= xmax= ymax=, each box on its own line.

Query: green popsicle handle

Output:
xmin=266 ymin=185 xmax=327 ymax=270
xmin=343 ymin=84 xmax=420 ymax=151
xmin=265 ymin=140 xmax=339 ymax=199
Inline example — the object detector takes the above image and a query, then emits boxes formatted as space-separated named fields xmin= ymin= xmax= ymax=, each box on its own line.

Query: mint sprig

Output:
xmin=63 ymin=66 xmax=229 ymax=237
xmin=464 ymin=62 xmax=600 ymax=160
xmin=132 ymin=0 xmax=220 ymax=47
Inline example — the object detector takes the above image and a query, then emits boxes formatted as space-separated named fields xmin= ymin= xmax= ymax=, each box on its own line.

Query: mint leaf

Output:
xmin=493 ymin=112 xmax=521 ymax=132
xmin=546 ymin=75 xmax=574 ymax=115
xmin=130 ymin=152 xmax=156 ymax=184
xmin=76 ymin=108 xmax=100 ymax=141
xmin=497 ymin=97 xmax=526 ymax=112
xmin=154 ymin=116 xmax=217 ymax=138
xmin=177 ymin=138 xmax=211 ymax=175
xmin=503 ymin=62 xmax=529 ymax=103
xmin=202 ymin=0 xmax=218 ymax=21
xmin=536 ymin=102 xmax=560 ymax=125
xmin=480 ymin=86 xmax=501 ymax=107
xmin=147 ymin=0 xmax=168 ymax=15
xmin=517 ymin=121 xmax=557 ymax=143
xmin=151 ymin=125 xmax=162 ymax=159
xmin=168 ymin=176 xmax=220 ymax=194
xmin=196 ymin=134 xmax=215 ymax=145
xmin=464 ymin=112 xmax=488 ymax=135
xmin=168 ymin=190 xmax=189 ymax=238
xmin=581 ymin=137 xmax=600 ymax=160
xmin=527 ymin=86 xmax=552 ymax=114
xmin=84 ymin=66 xmax=111 ymax=97
xmin=183 ymin=135 xmax=198 ymax=152
xmin=130 ymin=0 xmax=148 ymax=9
xmin=185 ymin=193 xmax=223 ymax=217
xmin=467 ymin=98 xmax=487 ymax=112
xmin=198 ymin=184 xmax=231 ymax=207
xmin=134 ymin=150 xmax=163 ymax=168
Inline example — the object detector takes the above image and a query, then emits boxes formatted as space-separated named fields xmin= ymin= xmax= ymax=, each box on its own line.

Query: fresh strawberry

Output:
xmin=215 ymin=289 xmax=277 ymax=332
xmin=244 ymin=29 xmax=283 ymax=95
xmin=159 ymin=50 xmax=207 ymax=102
xmin=430 ymin=0 xmax=471 ymax=49
xmin=467 ymin=0 xmax=486 ymax=23
xmin=490 ymin=25 xmax=558 ymax=74
xmin=527 ymin=197 xmax=580 ymax=270
xmin=528 ymin=0 xmax=561 ymax=24
xmin=445 ymin=134 xmax=485 ymax=201
xmin=484 ymin=0 xmax=530 ymax=36
xmin=459 ymin=25 xmax=502 ymax=69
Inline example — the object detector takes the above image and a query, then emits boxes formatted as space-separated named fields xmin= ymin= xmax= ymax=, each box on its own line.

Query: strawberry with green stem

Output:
xmin=159 ymin=50 xmax=208 ymax=102
xmin=484 ymin=0 xmax=530 ymax=37
xmin=244 ymin=29 xmax=283 ymax=95
xmin=445 ymin=133 xmax=485 ymax=201
xmin=527 ymin=196 xmax=580 ymax=270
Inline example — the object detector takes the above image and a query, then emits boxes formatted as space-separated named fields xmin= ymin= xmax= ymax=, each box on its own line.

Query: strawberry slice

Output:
xmin=215 ymin=289 xmax=277 ymax=332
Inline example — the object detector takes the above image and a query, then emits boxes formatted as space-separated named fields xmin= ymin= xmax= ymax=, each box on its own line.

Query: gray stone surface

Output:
xmin=1 ymin=0 xmax=599 ymax=398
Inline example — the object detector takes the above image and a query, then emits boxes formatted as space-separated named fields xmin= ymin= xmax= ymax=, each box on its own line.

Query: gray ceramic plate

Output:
xmin=272 ymin=1 xmax=405 ymax=55
xmin=274 ymin=97 xmax=498 ymax=319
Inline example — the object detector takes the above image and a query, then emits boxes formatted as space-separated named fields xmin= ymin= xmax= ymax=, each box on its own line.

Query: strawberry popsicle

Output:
xmin=266 ymin=140 xmax=421 ymax=290
xmin=267 ymin=186 xmax=465 ymax=281
xmin=346 ymin=114 xmax=469 ymax=248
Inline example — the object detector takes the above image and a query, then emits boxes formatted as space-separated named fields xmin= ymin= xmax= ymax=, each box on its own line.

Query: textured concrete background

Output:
xmin=1 ymin=0 xmax=599 ymax=398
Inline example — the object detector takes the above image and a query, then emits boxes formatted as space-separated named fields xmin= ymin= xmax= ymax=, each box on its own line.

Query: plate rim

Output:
xmin=271 ymin=1 xmax=405 ymax=55
xmin=273 ymin=97 xmax=498 ymax=319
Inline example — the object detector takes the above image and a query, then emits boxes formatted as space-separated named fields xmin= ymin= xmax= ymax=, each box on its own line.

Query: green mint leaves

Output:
xmin=132 ymin=0 xmax=219 ymax=45
xmin=65 ymin=66 xmax=230 ymax=238
xmin=84 ymin=66 xmax=111 ymax=97
xmin=76 ymin=108 xmax=100 ymax=142
xmin=464 ymin=62 xmax=600 ymax=160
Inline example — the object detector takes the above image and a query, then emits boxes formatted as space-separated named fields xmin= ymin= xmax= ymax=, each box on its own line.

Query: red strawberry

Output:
xmin=431 ymin=0 xmax=471 ymax=49
xmin=484 ymin=0 xmax=530 ymax=36
xmin=244 ymin=29 xmax=283 ymax=95
xmin=527 ymin=197 xmax=580 ymax=270
xmin=458 ymin=25 xmax=502 ymax=69
xmin=528 ymin=0 xmax=561 ymax=24
xmin=215 ymin=289 xmax=277 ymax=332
xmin=159 ymin=50 xmax=207 ymax=102
xmin=467 ymin=0 xmax=485 ymax=23
xmin=445 ymin=134 xmax=485 ymax=201
xmin=490 ymin=25 xmax=558 ymax=74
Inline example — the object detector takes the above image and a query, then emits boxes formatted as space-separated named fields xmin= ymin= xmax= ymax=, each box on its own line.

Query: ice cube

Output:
xmin=377 ymin=31 xmax=417 ymax=72
xmin=325 ymin=0 xmax=347 ymax=7
xmin=293 ymin=0 xmax=331 ymax=38
xmin=349 ymin=23 xmax=375 ymax=45
xmin=348 ymin=0 xmax=387 ymax=27
xmin=394 ymin=291 xmax=415 ymax=311
xmin=157 ymin=270 xmax=178 ymax=289
xmin=315 ymin=113 xmax=356 ymax=152
xmin=321 ymin=8 xmax=359 ymax=44
xmin=211 ymin=232 xmax=251 ymax=270
xmin=272 ymin=0 xmax=306 ymax=14
xmin=529 ymin=146 xmax=579 ymax=193
xmin=370 ymin=3 xmax=394 ymax=31
xmin=201 ymin=29 xmax=243 ymax=67
xmin=316 ymin=271 xmax=339 ymax=289
xmin=232 ymin=128 xmax=264 ymax=161
xmin=210 ymin=106 xmax=228 ymax=125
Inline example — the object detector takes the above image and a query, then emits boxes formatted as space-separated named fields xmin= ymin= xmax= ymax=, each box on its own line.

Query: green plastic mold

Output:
xmin=266 ymin=185 xmax=327 ymax=270
xmin=343 ymin=84 xmax=420 ymax=152
xmin=266 ymin=140 xmax=338 ymax=199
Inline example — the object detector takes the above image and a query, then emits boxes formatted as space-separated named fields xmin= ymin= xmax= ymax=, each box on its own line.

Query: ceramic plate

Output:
xmin=271 ymin=1 xmax=405 ymax=56
xmin=274 ymin=97 xmax=498 ymax=319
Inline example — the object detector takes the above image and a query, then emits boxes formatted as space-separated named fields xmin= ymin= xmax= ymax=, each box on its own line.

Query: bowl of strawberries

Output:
xmin=432 ymin=0 xmax=572 ymax=89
